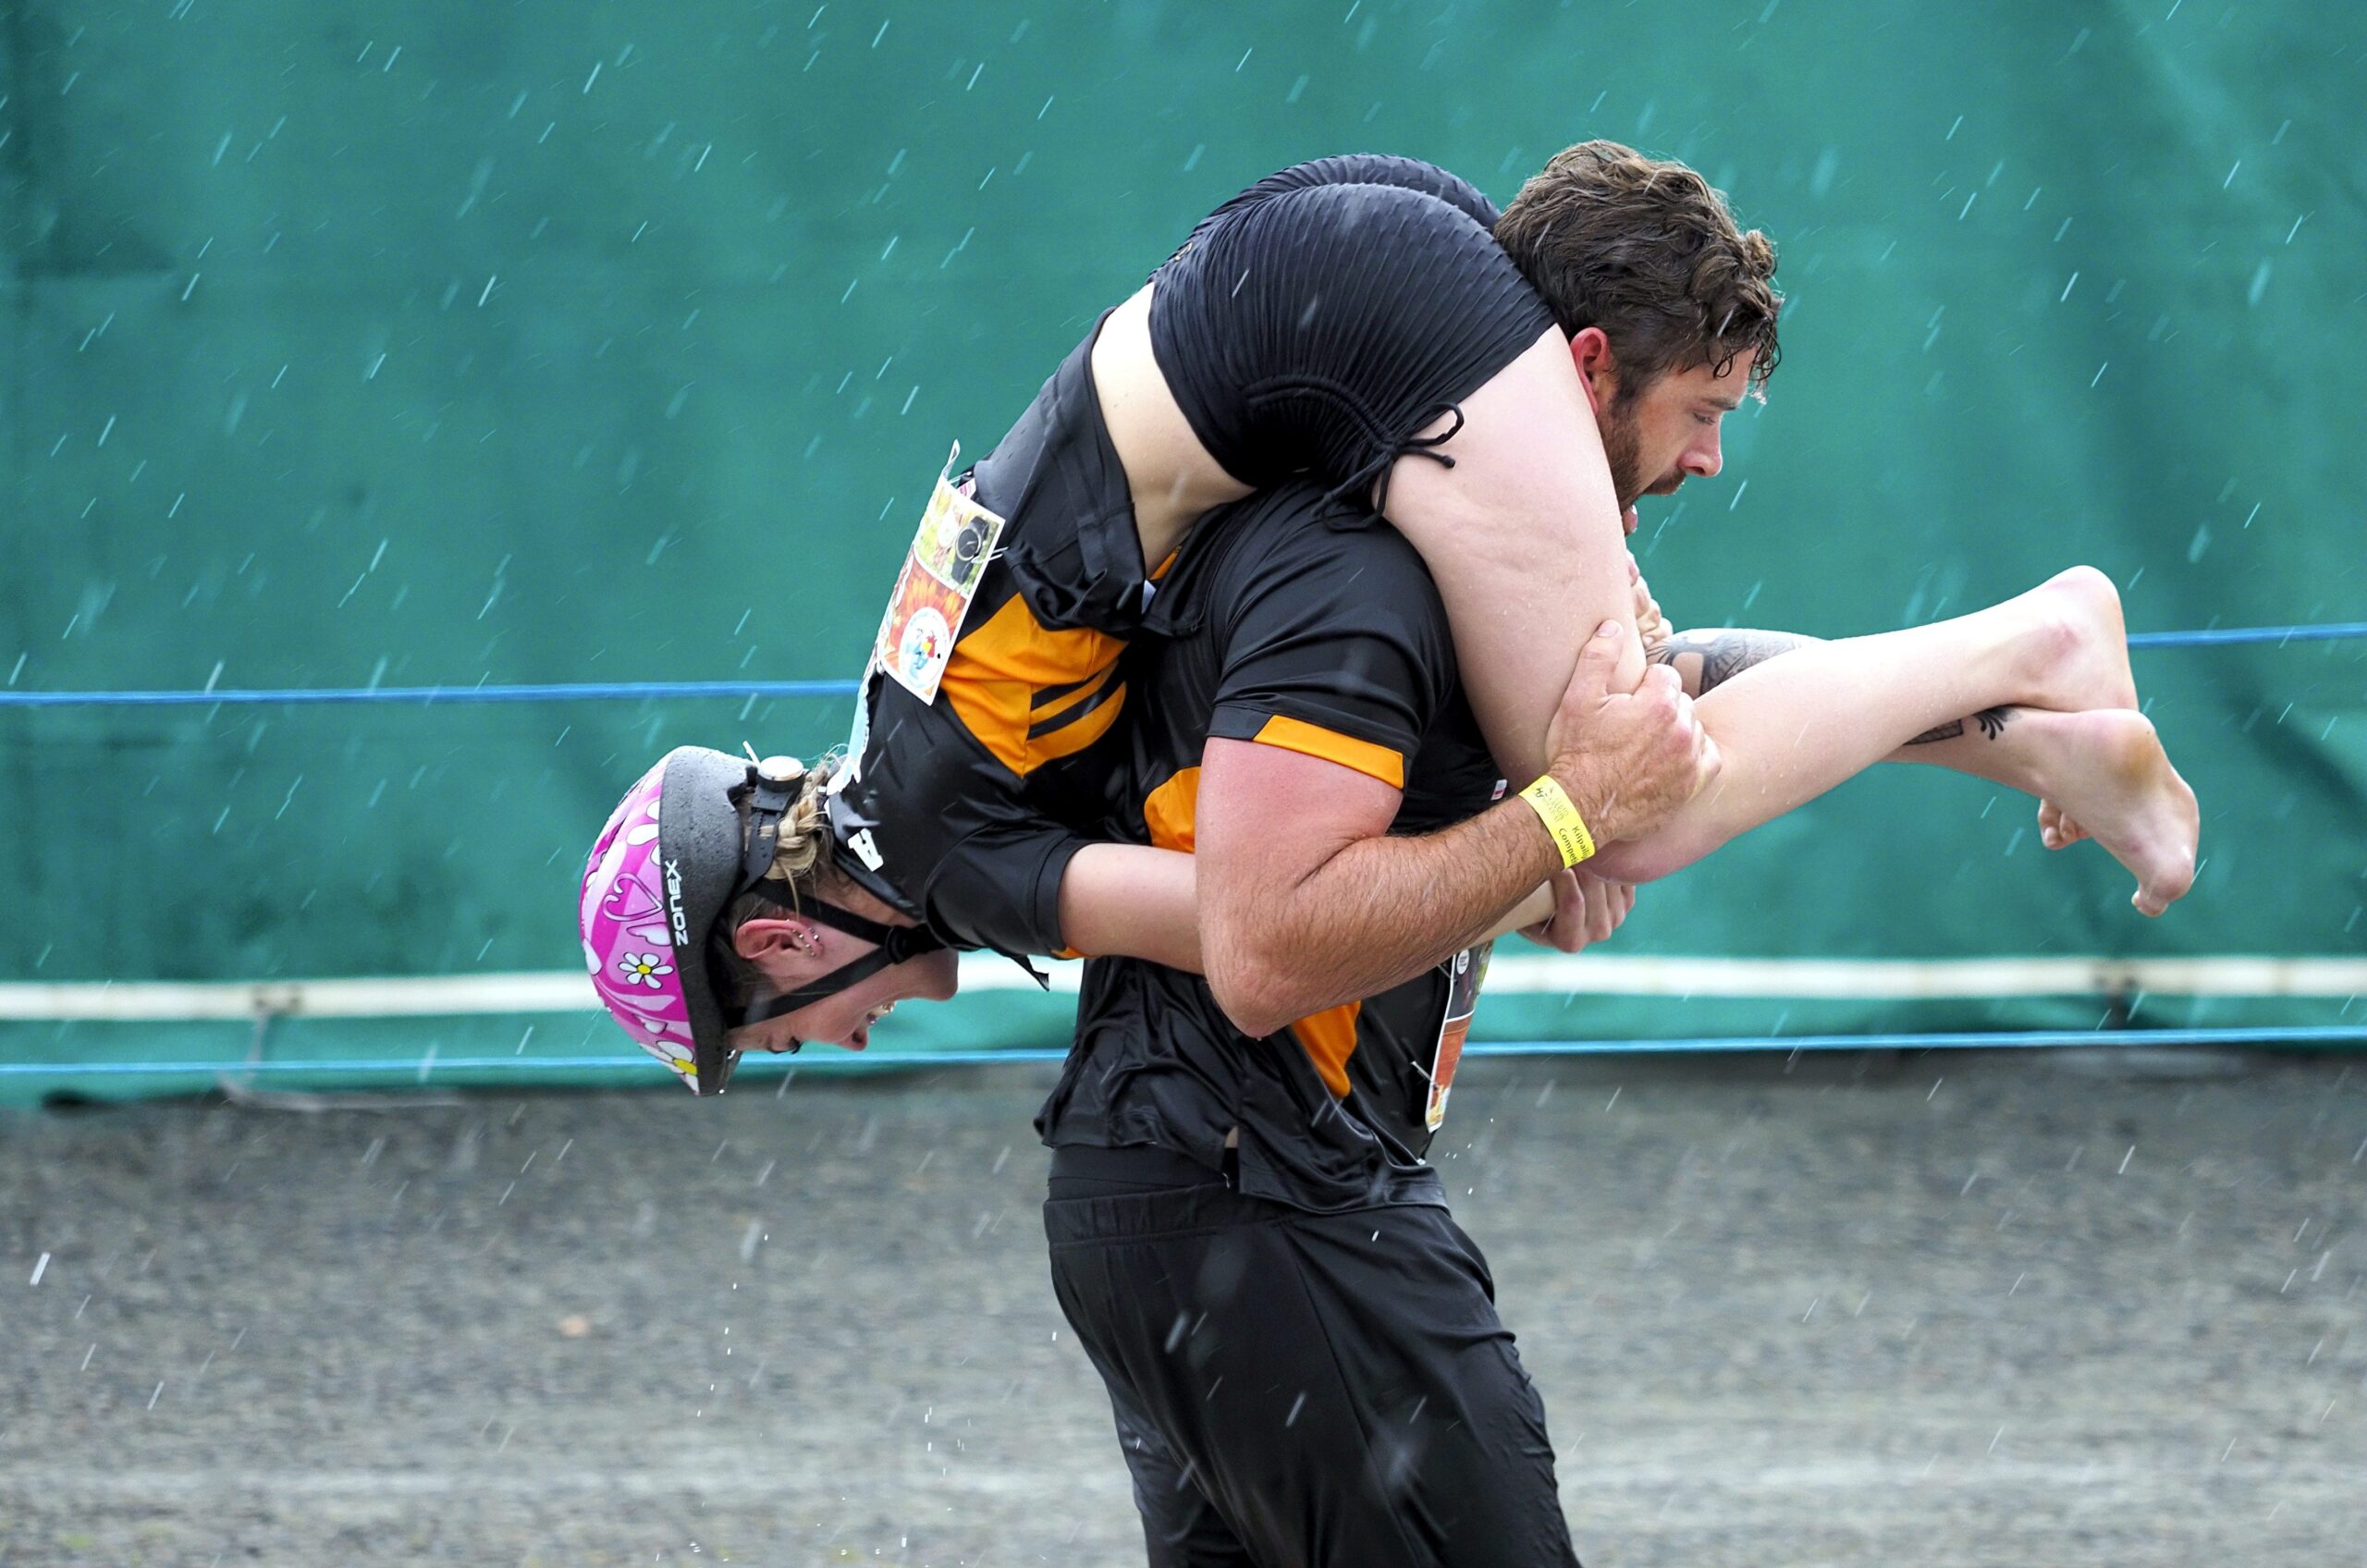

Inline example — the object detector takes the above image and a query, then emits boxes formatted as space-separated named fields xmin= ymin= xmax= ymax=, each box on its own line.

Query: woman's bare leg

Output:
xmin=1653 ymin=630 xmax=2199 ymax=913
xmin=1585 ymin=570 xmax=2198 ymax=913
xmin=1381 ymin=329 xmax=1633 ymax=784
xmin=1380 ymin=331 xmax=2193 ymax=913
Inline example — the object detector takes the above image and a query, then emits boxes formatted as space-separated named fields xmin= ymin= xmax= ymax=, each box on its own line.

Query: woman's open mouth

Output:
xmin=849 ymin=1001 xmax=896 ymax=1050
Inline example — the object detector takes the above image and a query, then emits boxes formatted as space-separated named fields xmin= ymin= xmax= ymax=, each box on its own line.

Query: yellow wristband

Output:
xmin=1518 ymin=776 xmax=1597 ymax=869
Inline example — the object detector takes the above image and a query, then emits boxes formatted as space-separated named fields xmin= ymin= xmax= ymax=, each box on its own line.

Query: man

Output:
xmin=1037 ymin=479 xmax=1600 ymax=1565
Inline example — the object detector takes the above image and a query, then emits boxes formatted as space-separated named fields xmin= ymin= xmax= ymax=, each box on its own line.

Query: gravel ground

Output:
xmin=3 ymin=1048 xmax=2362 ymax=1567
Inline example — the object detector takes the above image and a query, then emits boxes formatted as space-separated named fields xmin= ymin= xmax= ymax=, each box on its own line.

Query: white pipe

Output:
xmin=0 ymin=953 xmax=2361 ymax=1022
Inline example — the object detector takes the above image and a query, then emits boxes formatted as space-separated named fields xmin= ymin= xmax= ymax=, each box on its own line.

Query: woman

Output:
xmin=580 ymin=143 xmax=2198 ymax=1092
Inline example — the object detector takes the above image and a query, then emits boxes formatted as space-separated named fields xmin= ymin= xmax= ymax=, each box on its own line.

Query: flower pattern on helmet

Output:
xmin=617 ymin=952 xmax=673 ymax=988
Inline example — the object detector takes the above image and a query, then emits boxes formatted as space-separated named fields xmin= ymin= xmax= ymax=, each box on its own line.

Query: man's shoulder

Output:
xmin=1188 ymin=484 xmax=1442 ymax=625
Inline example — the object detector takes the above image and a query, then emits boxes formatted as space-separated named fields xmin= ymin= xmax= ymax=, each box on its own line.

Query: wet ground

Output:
xmin=4 ymin=1048 xmax=2362 ymax=1566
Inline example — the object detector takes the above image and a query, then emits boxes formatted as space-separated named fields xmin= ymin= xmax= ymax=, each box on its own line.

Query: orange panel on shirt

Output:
xmin=1141 ymin=766 xmax=1202 ymax=854
xmin=1251 ymin=714 xmax=1405 ymax=790
xmin=1145 ymin=753 xmax=1357 ymax=1096
xmin=1290 ymin=1001 xmax=1363 ymax=1098
xmin=941 ymin=594 xmax=1127 ymax=777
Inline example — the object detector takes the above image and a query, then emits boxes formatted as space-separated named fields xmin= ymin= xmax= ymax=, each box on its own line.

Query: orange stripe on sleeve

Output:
xmin=1250 ymin=714 xmax=1405 ymax=790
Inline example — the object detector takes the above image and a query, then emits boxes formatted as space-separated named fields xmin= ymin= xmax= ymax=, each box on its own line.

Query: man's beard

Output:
xmin=1597 ymin=403 xmax=1645 ymax=509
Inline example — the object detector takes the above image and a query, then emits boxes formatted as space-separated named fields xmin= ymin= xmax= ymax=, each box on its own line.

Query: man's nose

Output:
xmin=1682 ymin=431 xmax=1723 ymax=480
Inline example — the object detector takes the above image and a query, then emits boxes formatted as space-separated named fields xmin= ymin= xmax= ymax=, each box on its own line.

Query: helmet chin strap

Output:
xmin=735 ymin=879 xmax=946 ymax=1026
xmin=724 ymin=752 xmax=948 ymax=1039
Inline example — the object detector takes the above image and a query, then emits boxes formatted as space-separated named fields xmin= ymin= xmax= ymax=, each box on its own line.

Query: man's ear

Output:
xmin=1567 ymin=325 xmax=1619 ymax=412
xmin=732 ymin=916 xmax=819 ymax=962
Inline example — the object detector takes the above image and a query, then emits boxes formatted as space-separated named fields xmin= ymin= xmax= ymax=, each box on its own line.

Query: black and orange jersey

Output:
xmin=1034 ymin=482 xmax=1505 ymax=1214
xmin=825 ymin=322 xmax=1150 ymax=962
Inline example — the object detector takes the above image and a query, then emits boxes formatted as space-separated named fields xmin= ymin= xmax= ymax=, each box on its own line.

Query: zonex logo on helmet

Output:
xmin=664 ymin=860 xmax=691 ymax=947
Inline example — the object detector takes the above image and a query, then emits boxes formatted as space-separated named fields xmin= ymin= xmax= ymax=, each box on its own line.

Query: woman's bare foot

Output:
xmin=2038 ymin=801 xmax=2089 ymax=849
xmin=2016 ymin=568 xmax=2144 ymax=837
xmin=2023 ymin=708 xmax=2198 ymax=914
xmin=2016 ymin=566 xmax=2141 ymax=715
xmin=2038 ymin=798 xmax=2091 ymax=851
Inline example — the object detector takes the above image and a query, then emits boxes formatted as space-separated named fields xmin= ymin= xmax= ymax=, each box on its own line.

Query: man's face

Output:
xmin=1592 ymin=348 xmax=1758 ymax=518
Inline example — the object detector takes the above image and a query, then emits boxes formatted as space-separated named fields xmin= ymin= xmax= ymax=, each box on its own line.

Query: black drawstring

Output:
xmin=1357 ymin=400 xmax=1464 ymax=517
xmin=1282 ymin=392 xmax=1464 ymax=520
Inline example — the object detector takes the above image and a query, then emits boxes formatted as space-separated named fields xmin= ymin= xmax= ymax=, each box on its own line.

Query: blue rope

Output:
xmin=0 ymin=680 xmax=859 ymax=709
xmin=1 ymin=622 xmax=2360 ymax=709
xmin=6 ymin=1025 xmax=2362 ymax=1077
xmin=2128 ymin=621 xmax=2367 ymax=648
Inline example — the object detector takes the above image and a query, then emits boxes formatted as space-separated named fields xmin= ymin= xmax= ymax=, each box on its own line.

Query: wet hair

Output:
xmin=710 ymin=753 xmax=845 ymax=1009
xmin=1494 ymin=141 xmax=1782 ymax=403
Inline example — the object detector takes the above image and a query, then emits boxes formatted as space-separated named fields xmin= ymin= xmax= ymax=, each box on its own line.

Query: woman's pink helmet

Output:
xmin=579 ymin=747 xmax=762 ymax=1095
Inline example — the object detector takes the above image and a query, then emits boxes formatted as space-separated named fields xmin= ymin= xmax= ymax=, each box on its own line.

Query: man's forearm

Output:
xmin=1208 ymin=797 xmax=1559 ymax=1037
xmin=1061 ymin=830 xmax=1552 ymax=1012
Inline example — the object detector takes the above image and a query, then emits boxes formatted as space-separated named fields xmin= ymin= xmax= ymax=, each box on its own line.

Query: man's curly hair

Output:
xmin=1494 ymin=141 xmax=1782 ymax=403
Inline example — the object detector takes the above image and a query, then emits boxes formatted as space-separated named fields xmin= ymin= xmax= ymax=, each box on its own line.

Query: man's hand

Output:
xmin=1519 ymin=869 xmax=1637 ymax=952
xmin=1546 ymin=619 xmax=1721 ymax=845
xmin=1628 ymin=554 xmax=1670 ymax=656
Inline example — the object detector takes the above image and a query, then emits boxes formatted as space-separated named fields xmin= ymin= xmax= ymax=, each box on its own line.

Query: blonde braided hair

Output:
xmin=711 ymin=751 xmax=848 ymax=1008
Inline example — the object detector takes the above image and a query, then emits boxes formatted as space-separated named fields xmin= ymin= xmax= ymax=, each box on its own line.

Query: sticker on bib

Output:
xmin=1424 ymin=939 xmax=1492 ymax=1131
xmin=874 ymin=444 xmax=1007 ymax=704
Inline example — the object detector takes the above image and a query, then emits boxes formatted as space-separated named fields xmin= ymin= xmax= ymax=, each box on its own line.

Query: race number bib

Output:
xmin=1424 ymin=939 xmax=1491 ymax=1131
xmin=873 ymin=444 xmax=1007 ymax=704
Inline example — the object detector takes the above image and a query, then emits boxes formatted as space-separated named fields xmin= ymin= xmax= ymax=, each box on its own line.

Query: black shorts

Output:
xmin=1150 ymin=154 xmax=1557 ymax=515
xmin=1042 ymin=1150 xmax=1582 ymax=1568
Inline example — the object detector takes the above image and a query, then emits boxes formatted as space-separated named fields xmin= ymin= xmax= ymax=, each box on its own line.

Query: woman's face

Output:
xmin=724 ymin=917 xmax=960 ymax=1054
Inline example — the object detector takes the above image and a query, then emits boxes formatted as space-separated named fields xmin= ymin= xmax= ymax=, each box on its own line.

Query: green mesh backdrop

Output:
xmin=4 ymin=1 xmax=2361 ymax=1100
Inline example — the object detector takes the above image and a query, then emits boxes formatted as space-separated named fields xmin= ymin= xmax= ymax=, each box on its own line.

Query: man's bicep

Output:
xmin=1196 ymin=736 xmax=1404 ymax=907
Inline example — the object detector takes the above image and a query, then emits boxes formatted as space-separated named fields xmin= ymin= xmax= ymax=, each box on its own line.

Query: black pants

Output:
xmin=1043 ymin=1153 xmax=1581 ymax=1568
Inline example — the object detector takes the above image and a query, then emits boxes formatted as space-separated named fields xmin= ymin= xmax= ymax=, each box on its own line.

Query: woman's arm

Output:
xmin=1057 ymin=844 xmax=1203 ymax=972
